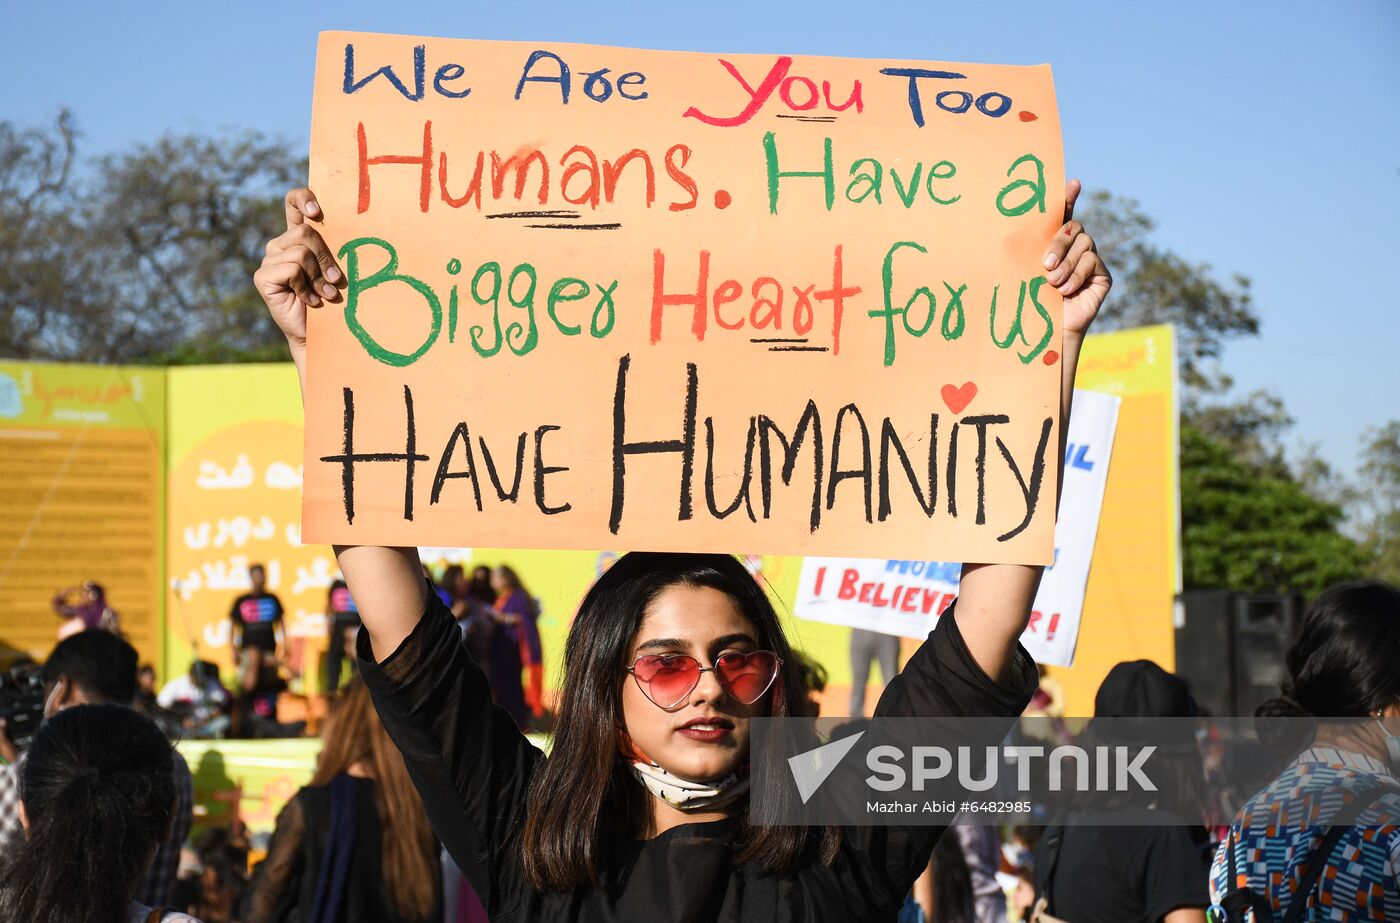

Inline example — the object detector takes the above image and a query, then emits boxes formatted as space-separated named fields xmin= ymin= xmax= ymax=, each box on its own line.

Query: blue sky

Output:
xmin=3 ymin=1 xmax=1397 ymax=480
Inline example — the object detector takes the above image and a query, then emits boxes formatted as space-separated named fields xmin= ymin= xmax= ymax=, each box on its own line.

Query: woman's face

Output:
xmin=620 ymin=584 xmax=767 ymax=782
xmin=491 ymin=568 xmax=508 ymax=594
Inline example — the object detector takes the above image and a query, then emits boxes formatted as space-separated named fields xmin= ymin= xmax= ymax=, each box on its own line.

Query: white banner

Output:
xmin=795 ymin=389 xmax=1120 ymax=667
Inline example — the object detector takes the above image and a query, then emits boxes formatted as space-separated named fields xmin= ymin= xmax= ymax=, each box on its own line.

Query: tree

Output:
xmin=1356 ymin=421 xmax=1400 ymax=585
xmin=1187 ymin=390 xmax=1293 ymax=478
xmin=0 ymin=110 xmax=113 ymax=360
xmin=1077 ymin=191 xmax=1258 ymax=395
xmin=1181 ymin=423 xmax=1368 ymax=596
xmin=87 ymin=133 xmax=303 ymax=363
xmin=0 ymin=112 xmax=302 ymax=364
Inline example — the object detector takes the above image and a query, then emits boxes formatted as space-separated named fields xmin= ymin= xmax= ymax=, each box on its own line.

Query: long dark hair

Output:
xmin=310 ymin=679 xmax=438 ymax=920
xmin=520 ymin=552 xmax=838 ymax=890
xmin=1257 ymin=580 xmax=1400 ymax=753
xmin=0 ymin=704 xmax=175 ymax=923
xmin=441 ymin=564 xmax=466 ymax=601
xmin=929 ymin=830 xmax=975 ymax=923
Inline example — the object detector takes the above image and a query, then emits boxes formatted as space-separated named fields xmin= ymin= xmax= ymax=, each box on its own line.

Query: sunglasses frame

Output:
xmin=626 ymin=649 xmax=784 ymax=710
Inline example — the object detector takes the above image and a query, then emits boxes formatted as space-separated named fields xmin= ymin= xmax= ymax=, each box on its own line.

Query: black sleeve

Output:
xmin=1135 ymin=825 xmax=1211 ymax=921
xmin=243 ymin=793 xmax=307 ymax=923
xmin=357 ymin=591 xmax=544 ymax=914
xmin=834 ymin=600 xmax=1037 ymax=914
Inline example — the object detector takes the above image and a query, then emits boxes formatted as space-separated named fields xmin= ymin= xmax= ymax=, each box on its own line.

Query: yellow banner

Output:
xmin=165 ymin=365 xmax=337 ymax=691
xmin=1052 ymin=323 xmax=1179 ymax=714
xmin=0 ymin=361 xmax=165 ymax=666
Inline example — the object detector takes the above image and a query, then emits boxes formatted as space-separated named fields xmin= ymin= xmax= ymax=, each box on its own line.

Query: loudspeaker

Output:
xmin=1175 ymin=590 xmax=1302 ymax=718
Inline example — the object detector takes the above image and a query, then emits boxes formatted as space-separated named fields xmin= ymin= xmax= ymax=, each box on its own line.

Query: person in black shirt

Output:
xmin=324 ymin=577 xmax=360 ymax=696
xmin=230 ymin=563 xmax=286 ymax=655
xmin=229 ymin=563 xmax=287 ymax=733
xmin=1032 ymin=662 xmax=1212 ymax=923
xmin=253 ymin=184 xmax=1112 ymax=921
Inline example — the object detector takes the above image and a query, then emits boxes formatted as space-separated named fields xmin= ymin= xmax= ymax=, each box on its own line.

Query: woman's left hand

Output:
xmin=1043 ymin=179 xmax=1112 ymax=338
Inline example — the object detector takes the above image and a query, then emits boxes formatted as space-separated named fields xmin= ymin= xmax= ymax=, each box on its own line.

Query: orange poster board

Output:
xmin=304 ymin=33 xmax=1066 ymax=562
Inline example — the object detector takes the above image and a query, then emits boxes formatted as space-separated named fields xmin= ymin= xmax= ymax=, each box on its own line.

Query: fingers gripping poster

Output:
xmin=304 ymin=33 xmax=1066 ymax=562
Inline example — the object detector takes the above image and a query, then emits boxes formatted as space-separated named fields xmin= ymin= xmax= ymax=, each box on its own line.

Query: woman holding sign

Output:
xmin=253 ymin=182 xmax=1110 ymax=922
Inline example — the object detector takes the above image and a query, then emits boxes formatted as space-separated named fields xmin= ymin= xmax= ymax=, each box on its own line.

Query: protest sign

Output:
xmin=303 ymin=32 xmax=1066 ymax=562
xmin=794 ymin=389 xmax=1119 ymax=666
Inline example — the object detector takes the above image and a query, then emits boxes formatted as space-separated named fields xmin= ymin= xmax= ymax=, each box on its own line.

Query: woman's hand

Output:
xmin=1043 ymin=179 xmax=1112 ymax=340
xmin=252 ymin=189 xmax=346 ymax=363
xmin=957 ymin=180 xmax=1111 ymax=684
xmin=252 ymin=189 xmax=427 ymax=659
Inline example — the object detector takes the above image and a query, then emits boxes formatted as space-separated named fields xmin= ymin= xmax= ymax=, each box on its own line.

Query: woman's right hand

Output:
xmin=253 ymin=188 xmax=346 ymax=359
xmin=254 ymin=188 xmax=427 ymax=657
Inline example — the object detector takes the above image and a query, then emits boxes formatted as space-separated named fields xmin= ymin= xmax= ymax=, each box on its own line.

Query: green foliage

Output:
xmin=1182 ymin=423 xmax=1367 ymax=595
xmin=1356 ymin=421 xmax=1400 ymax=585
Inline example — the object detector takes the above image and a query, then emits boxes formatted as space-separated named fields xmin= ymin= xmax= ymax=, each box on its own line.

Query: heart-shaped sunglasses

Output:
xmin=626 ymin=650 xmax=783 ymax=710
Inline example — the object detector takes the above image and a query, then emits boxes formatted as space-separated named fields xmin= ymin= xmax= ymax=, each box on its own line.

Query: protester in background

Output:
xmin=848 ymin=626 xmax=901 ymax=717
xmin=171 ymin=826 xmax=250 ymax=923
xmin=229 ymin=563 xmax=287 ymax=733
xmin=910 ymin=828 xmax=976 ymax=923
xmin=134 ymin=663 xmax=184 ymax=737
xmin=469 ymin=565 xmax=493 ymax=601
xmin=324 ymin=576 xmax=361 ymax=697
xmin=1006 ymin=827 xmax=1041 ymax=922
xmin=254 ymin=182 xmax=1108 ymax=920
xmin=243 ymin=678 xmax=440 ymax=923
xmin=426 ymin=564 xmax=454 ymax=608
xmin=158 ymin=661 xmax=233 ymax=739
xmin=0 ymin=704 xmax=202 ymax=923
xmin=954 ymin=824 xmax=1009 ymax=923
xmin=491 ymin=565 xmax=541 ymax=728
xmin=136 ymin=664 xmax=159 ymax=709
xmin=1210 ymin=581 xmax=1400 ymax=920
xmin=52 ymin=579 xmax=119 ymax=638
xmin=1032 ymin=661 xmax=1210 ymax=923
xmin=790 ymin=651 xmax=829 ymax=718
xmin=0 ymin=629 xmax=194 ymax=907
xmin=444 ymin=565 xmax=497 ymax=670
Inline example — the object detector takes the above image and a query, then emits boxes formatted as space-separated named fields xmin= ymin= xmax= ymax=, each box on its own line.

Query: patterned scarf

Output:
xmin=628 ymin=758 xmax=750 ymax=810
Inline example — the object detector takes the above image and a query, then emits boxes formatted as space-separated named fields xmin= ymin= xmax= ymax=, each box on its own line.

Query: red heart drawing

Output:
xmin=941 ymin=382 xmax=978 ymax=414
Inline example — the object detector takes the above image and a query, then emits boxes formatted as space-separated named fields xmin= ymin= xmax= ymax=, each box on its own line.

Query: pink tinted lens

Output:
xmin=633 ymin=654 xmax=701 ymax=707
xmin=716 ymin=651 xmax=779 ymax=704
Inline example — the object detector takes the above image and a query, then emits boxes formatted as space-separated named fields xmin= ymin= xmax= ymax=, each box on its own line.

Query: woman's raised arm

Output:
xmin=253 ymin=188 xmax=427 ymax=659
xmin=956 ymin=179 xmax=1112 ymax=683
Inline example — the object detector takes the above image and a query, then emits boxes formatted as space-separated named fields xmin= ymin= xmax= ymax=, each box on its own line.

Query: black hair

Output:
xmin=1257 ymin=580 xmax=1400 ymax=753
xmin=929 ymin=830 xmax=975 ymax=923
xmin=191 ymin=660 xmax=220 ymax=685
xmin=41 ymin=629 xmax=139 ymax=705
xmin=0 ymin=704 xmax=175 ymax=923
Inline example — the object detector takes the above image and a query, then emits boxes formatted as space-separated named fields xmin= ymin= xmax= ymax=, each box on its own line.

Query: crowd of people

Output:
xmin=48 ymin=557 xmax=550 ymax=746
xmin=5 ymin=570 xmax=1400 ymax=922
xmin=3 ymin=185 xmax=1398 ymax=923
